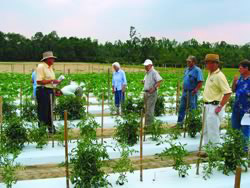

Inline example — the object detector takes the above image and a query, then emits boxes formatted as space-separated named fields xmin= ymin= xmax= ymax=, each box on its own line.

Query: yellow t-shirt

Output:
xmin=36 ymin=62 xmax=55 ymax=88
xmin=203 ymin=69 xmax=232 ymax=102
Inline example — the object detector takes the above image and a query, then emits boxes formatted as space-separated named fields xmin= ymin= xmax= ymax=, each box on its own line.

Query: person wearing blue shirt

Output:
xmin=112 ymin=62 xmax=127 ymax=115
xmin=231 ymin=59 xmax=250 ymax=152
xmin=177 ymin=55 xmax=203 ymax=127
xmin=31 ymin=69 xmax=37 ymax=100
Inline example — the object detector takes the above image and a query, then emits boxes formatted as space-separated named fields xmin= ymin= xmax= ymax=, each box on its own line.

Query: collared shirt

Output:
xmin=31 ymin=71 xmax=37 ymax=87
xmin=61 ymin=84 xmax=79 ymax=96
xmin=112 ymin=69 xmax=127 ymax=91
xmin=183 ymin=65 xmax=203 ymax=90
xmin=36 ymin=62 xmax=56 ymax=88
xmin=203 ymin=69 xmax=232 ymax=102
xmin=144 ymin=68 xmax=163 ymax=90
xmin=233 ymin=76 xmax=250 ymax=115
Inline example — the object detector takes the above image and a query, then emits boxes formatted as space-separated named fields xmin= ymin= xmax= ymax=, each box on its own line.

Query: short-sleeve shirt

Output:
xmin=233 ymin=76 xmax=250 ymax=115
xmin=183 ymin=65 xmax=203 ymax=90
xmin=144 ymin=68 xmax=163 ymax=90
xmin=203 ymin=69 xmax=232 ymax=102
xmin=112 ymin=69 xmax=127 ymax=91
xmin=36 ymin=62 xmax=56 ymax=88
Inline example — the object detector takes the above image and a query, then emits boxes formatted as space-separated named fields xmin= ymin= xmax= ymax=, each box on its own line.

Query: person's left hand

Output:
xmin=122 ymin=87 xmax=126 ymax=93
xmin=149 ymin=87 xmax=156 ymax=94
xmin=215 ymin=106 xmax=222 ymax=114
xmin=192 ymin=88 xmax=198 ymax=95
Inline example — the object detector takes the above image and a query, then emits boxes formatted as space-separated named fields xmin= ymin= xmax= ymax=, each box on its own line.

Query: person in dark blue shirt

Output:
xmin=231 ymin=59 xmax=250 ymax=152
xmin=177 ymin=56 xmax=203 ymax=127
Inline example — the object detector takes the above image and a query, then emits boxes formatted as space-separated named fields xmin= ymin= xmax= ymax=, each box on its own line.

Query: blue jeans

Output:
xmin=177 ymin=91 xmax=198 ymax=124
xmin=231 ymin=109 xmax=250 ymax=152
xmin=115 ymin=90 xmax=125 ymax=107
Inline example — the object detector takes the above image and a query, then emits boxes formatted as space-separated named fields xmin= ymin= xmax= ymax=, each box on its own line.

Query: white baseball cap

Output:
xmin=143 ymin=59 xmax=153 ymax=66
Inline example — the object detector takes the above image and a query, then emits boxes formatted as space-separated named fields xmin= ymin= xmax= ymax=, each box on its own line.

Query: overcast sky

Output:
xmin=1 ymin=0 xmax=250 ymax=44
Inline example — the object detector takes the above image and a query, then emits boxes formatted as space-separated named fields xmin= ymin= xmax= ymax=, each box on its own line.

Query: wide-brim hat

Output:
xmin=186 ymin=55 xmax=196 ymax=62
xmin=143 ymin=59 xmax=153 ymax=66
xmin=204 ymin=54 xmax=220 ymax=63
xmin=41 ymin=51 xmax=57 ymax=61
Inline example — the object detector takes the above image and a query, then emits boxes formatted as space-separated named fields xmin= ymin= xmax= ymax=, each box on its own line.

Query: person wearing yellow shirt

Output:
xmin=36 ymin=51 xmax=61 ymax=134
xmin=200 ymin=54 xmax=232 ymax=157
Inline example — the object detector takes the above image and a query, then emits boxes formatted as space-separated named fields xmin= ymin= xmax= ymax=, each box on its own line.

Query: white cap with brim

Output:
xmin=143 ymin=59 xmax=153 ymax=66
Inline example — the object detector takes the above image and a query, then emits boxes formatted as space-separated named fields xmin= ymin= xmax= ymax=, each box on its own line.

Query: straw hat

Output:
xmin=204 ymin=54 xmax=220 ymax=63
xmin=41 ymin=51 xmax=57 ymax=61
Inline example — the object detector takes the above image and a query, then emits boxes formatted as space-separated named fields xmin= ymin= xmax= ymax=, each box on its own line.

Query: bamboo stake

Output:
xmin=50 ymin=94 xmax=54 ymax=148
xmin=234 ymin=166 xmax=241 ymax=188
xmin=140 ymin=109 xmax=144 ymax=182
xmin=196 ymin=106 xmax=206 ymax=175
xmin=183 ymin=91 xmax=190 ymax=138
xmin=176 ymin=80 xmax=180 ymax=115
xmin=64 ymin=110 xmax=70 ymax=188
xmin=101 ymin=92 xmax=104 ymax=144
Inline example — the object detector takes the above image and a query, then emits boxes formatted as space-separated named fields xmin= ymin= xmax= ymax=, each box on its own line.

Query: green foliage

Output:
xmin=155 ymin=95 xmax=166 ymax=116
xmin=21 ymin=98 xmax=37 ymax=122
xmin=145 ymin=119 xmax=164 ymax=141
xmin=185 ymin=109 xmax=202 ymax=138
xmin=54 ymin=124 xmax=74 ymax=146
xmin=0 ymin=149 xmax=20 ymax=188
xmin=112 ymin=143 xmax=137 ymax=186
xmin=2 ymin=98 xmax=17 ymax=120
xmin=159 ymin=140 xmax=191 ymax=177
xmin=2 ymin=116 xmax=28 ymax=153
xmin=70 ymin=140 xmax=111 ymax=188
xmin=121 ymin=96 xmax=144 ymax=116
xmin=27 ymin=123 xmax=48 ymax=149
xmin=76 ymin=114 xmax=100 ymax=140
xmin=165 ymin=126 xmax=182 ymax=140
xmin=202 ymin=128 xmax=250 ymax=179
xmin=55 ymin=95 xmax=86 ymax=120
xmin=114 ymin=113 xmax=140 ymax=146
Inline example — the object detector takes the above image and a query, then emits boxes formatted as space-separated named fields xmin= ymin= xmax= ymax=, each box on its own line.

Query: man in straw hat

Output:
xmin=177 ymin=55 xmax=203 ymax=128
xmin=36 ymin=51 xmax=61 ymax=134
xmin=200 ymin=54 xmax=232 ymax=157
xmin=142 ymin=59 xmax=163 ymax=127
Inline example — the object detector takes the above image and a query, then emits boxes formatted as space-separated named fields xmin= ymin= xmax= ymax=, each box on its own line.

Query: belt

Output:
xmin=144 ymin=90 xmax=149 ymax=92
xmin=37 ymin=86 xmax=53 ymax=90
xmin=204 ymin=101 xmax=220 ymax=105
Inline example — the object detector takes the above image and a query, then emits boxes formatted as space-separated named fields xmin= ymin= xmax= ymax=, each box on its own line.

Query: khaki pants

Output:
xmin=204 ymin=104 xmax=224 ymax=145
xmin=144 ymin=92 xmax=157 ymax=126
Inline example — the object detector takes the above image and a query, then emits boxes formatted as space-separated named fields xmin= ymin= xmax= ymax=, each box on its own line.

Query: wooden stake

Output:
xmin=87 ymin=93 xmax=89 ymax=113
xmin=183 ymin=91 xmax=189 ymax=138
xmin=234 ymin=166 xmax=241 ymax=188
xmin=64 ymin=64 xmax=66 ymax=74
xmin=140 ymin=109 xmax=144 ymax=182
xmin=101 ymin=92 xmax=104 ymax=144
xmin=107 ymin=68 xmax=110 ymax=106
xmin=196 ymin=106 xmax=206 ymax=175
xmin=50 ymin=94 xmax=54 ymax=148
xmin=176 ymin=80 xmax=180 ymax=115
xmin=143 ymin=93 xmax=147 ymax=141
xmin=20 ymin=85 xmax=23 ymax=116
xmin=0 ymin=96 xmax=3 ymax=151
xmin=68 ymin=69 xmax=70 ymax=74
xmin=64 ymin=110 xmax=70 ymax=188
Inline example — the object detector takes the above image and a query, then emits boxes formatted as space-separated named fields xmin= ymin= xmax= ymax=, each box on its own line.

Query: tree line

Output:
xmin=0 ymin=28 xmax=250 ymax=67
